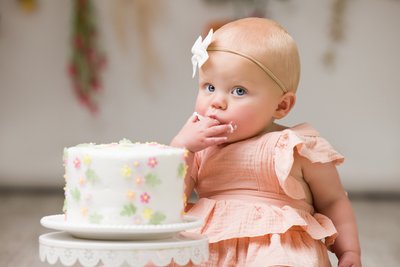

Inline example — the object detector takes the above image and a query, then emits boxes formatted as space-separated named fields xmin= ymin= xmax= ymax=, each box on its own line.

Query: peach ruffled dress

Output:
xmin=185 ymin=123 xmax=344 ymax=267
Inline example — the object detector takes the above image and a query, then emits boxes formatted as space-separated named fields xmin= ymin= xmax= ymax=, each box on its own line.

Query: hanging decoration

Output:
xmin=323 ymin=0 xmax=349 ymax=67
xmin=68 ymin=0 xmax=106 ymax=114
xmin=17 ymin=0 xmax=38 ymax=13
xmin=202 ymin=0 xmax=276 ymax=36
xmin=112 ymin=0 xmax=164 ymax=91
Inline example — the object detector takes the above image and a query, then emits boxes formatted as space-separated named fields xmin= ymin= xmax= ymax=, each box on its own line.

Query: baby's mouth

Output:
xmin=207 ymin=114 xmax=219 ymax=121
xmin=208 ymin=115 xmax=237 ymax=133
xmin=196 ymin=112 xmax=237 ymax=133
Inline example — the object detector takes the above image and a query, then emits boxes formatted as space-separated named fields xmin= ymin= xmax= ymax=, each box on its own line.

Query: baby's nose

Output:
xmin=211 ymin=93 xmax=227 ymax=110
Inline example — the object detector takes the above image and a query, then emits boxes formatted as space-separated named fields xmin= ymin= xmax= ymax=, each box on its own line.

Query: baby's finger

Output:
xmin=189 ymin=112 xmax=200 ymax=123
xmin=200 ymin=116 xmax=221 ymax=127
xmin=206 ymin=124 xmax=232 ymax=137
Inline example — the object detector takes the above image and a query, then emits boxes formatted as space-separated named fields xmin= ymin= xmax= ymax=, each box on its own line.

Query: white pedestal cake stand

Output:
xmin=39 ymin=215 xmax=209 ymax=267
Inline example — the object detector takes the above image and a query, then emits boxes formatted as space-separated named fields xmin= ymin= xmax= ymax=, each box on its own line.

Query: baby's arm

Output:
xmin=170 ymin=113 xmax=232 ymax=209
xmin=299 ymin=153 xmax=362 ymax=267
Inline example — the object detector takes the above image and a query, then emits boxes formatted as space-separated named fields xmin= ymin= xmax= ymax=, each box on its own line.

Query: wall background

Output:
xmin=0 ymin=0 xmax=399 ymax=192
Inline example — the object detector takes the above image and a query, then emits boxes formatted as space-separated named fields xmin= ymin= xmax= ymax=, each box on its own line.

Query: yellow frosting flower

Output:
xmin=121 ymin=165 xmax=132 ymax=177
xmin=142 ymin=208 xmax=153 ymax=220
xmin=83 ymin=155 xmax=92 ymax=165
xmin=184 ymin=149 xmax=189 ymax=158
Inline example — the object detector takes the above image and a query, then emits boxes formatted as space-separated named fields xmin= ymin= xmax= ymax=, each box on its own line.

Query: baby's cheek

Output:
xmin=194 ymin=103 xmax=207 ymax=116
xmin=194 ymin=93 xmax=210 ymax=114
xmin=228 ymin=113 xmax=244 ymax=126
xmin=232 ymin=113 xmax=260 ymax=134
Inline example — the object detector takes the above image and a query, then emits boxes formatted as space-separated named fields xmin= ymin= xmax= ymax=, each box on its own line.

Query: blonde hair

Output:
xmin=211 ymin=17 xmax=301 ymax=93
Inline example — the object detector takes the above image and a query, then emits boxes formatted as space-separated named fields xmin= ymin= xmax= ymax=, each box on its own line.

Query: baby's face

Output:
xmin=195 ymin=51 xmax=283 ymax=143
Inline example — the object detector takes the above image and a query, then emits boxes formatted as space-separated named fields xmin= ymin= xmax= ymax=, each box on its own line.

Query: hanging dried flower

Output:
xmin=18 ymin=0 xmax=38 ymax=13
xmin=68 ymin=0 xmax=106 ymax=114
xmin=323 ymin=0 xmax=348 ymax=67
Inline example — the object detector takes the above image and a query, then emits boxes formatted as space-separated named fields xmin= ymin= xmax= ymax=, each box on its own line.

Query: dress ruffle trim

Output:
xmin=187 ymin=198 xmax=337 ymax=247
xmin=274 ymin=124 xmax=345 ymax=200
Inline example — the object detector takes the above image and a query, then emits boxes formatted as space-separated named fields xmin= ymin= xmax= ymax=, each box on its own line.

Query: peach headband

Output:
xmin=207 ymin=46 xmax=288 ymax=93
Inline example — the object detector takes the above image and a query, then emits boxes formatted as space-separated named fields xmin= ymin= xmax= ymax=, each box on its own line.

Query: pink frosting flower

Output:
xmin=73 ymin=157 xmax=81 ymax=169
xmin=147 ymin=157 xmax=158 ymax=168
xmin=140 ymin=192 xmax=150 ymax=204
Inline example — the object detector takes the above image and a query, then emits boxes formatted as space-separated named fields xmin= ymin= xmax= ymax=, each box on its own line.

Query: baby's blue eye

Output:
xmin=232 ymin=87 xmax=247 ymax=96
xmin=205 ymin=84 xmax=215 ymax=93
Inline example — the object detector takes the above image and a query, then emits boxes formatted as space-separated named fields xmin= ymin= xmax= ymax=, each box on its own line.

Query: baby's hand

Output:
xmin=338 ymin=251 xmax=362 ymax=267
xmin=171 ymin=112 xmax=233 ymax=152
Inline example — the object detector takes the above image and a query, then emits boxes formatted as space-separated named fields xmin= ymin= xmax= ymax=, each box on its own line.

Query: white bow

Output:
xmin=191 ymin=29 xmax=213 ymax=78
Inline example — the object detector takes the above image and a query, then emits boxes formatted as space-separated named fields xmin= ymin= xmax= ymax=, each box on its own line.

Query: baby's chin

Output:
xmin=228 ymin=128 xmax=269 ymax=144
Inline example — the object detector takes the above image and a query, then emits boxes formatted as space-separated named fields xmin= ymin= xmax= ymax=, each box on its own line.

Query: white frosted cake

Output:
xmin=62 ymin=139 xmax=187 ymax=225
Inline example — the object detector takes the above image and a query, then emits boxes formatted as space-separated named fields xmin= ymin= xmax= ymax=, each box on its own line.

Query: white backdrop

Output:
xmin=0 ymin=0 xmax=399 ymax=192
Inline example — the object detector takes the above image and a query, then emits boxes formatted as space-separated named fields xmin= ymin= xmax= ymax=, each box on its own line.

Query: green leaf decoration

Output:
xmin=120 ymin=203 xmax=137 ymax=217
xmin=62 ymin=199 xmax=68 ymax=213
xmin=177 ymin=163 xmax=186 ymax=178
xmin=149 ymin=211 xmax=166 ymax=225
xmin=70 ymin=187 xmax=81 ymax=202
xmin=86 ymin=168 xmax=99 ymax=185
xmin=89 ymin=212 xmax=103 ymax=224
xmin=145 ymin=173 xmax=161 ymax=187
xmin=63 ymin=148 xmax=68 ymax=163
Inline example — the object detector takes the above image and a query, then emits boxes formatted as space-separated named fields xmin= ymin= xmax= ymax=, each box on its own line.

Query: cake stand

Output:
xmin=39 ymin=215 xmax=209 ymax=267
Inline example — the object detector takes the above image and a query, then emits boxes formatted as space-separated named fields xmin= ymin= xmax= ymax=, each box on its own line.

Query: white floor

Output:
xmin=0 ymin=191 xmax=399 ymax=267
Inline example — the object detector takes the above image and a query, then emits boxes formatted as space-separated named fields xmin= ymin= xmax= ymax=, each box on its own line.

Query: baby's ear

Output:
xmin=273 ymin=92 xmax=296 ymax=119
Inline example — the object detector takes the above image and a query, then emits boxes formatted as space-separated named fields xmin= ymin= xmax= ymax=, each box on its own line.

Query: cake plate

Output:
xmin=41 ymin=215 xmax=203 ymax=240
xmin=39 ymin=231 xmax=209 ymax=267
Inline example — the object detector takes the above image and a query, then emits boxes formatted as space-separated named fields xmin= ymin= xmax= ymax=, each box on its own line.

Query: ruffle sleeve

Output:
xmin=274 ymin=124 xmax=344 ymax=200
